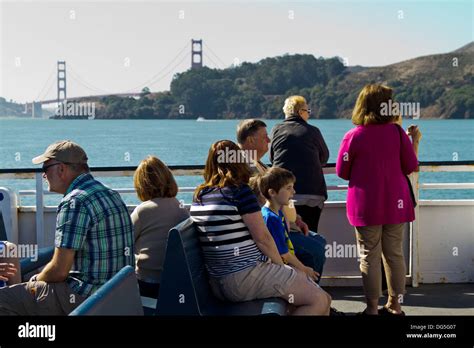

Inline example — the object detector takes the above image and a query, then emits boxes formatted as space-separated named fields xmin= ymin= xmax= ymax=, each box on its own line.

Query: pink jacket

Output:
xmin=336 ymin=123 xmax=418 ymax=227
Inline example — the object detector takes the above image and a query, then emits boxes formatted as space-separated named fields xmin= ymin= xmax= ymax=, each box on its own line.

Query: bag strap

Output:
xmin=395 ymin=124 xmax=404 ymax=164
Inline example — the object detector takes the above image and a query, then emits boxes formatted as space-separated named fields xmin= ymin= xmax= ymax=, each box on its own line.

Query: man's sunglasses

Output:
xmin=41 ymin=162 xmax=62 ymax=173
xmin=300 ymin=108 xmax=312 ymax=114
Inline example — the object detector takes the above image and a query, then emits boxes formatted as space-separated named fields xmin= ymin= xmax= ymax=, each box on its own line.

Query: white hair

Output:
xmin=282 ymin=96 xmax=306 ymax=118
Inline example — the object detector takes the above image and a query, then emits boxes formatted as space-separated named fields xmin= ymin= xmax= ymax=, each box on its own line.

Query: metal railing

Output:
xmin=1 ymin=160 xmax=473 ymax=287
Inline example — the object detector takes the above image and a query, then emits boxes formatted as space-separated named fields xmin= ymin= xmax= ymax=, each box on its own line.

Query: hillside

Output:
xmin=331 ymin=42 xmax=474 ymax=118
xmin=0 ymin=98 xmax=26 ymax=117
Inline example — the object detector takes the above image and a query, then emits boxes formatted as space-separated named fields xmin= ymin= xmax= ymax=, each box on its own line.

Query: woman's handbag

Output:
xmin=396 ymin=125 xmax=417 ymax=207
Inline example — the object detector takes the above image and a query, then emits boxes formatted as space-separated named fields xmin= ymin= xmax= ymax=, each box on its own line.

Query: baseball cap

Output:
xmin=32 ymin=140 xmax=88 ymax=165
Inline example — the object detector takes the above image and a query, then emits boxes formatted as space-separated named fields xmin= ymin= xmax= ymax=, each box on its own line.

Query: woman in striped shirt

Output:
xmin=190 ymin=140 xmax=331 ymax=315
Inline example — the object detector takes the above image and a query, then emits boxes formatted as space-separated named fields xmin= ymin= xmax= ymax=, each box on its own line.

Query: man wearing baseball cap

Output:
xmin=0 ymin=140 xmax=134 ymax=315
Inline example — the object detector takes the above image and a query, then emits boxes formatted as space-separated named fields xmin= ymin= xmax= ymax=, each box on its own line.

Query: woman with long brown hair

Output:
xmin=190 ymin=140 xmax=331 ymax=315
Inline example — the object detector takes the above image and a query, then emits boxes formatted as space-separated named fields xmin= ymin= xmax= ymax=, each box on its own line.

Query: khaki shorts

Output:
xmin=0 ymin=280 xmax=87 ymax=315
xmin=209 ymin=261 xmax=297 ymax=302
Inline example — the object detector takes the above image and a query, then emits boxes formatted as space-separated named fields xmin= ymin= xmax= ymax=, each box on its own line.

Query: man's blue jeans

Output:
xmin=289 ymin=231 xmax=327 ymax=282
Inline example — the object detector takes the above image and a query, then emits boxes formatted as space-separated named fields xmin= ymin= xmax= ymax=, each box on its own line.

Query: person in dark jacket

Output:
xmin=237 ymin=118 xmax=330 ymax=281
xmin=270 ymin=95 xmax=330 ymax=232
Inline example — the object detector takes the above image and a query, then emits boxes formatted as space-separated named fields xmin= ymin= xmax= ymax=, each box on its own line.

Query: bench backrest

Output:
xmin=157 ymin=218 xmax=220 ymax=315
xmin=157 ymin=218 xmax=289 ymax=316
xmin=69 ymin=265 xmax=143 ymax=316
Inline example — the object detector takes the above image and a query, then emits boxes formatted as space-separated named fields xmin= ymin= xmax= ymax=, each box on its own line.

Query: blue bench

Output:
xmin=69 ymin=265 xmax=144 ymax=316
xmin=156 ymin=218 xmax=288 ymax=316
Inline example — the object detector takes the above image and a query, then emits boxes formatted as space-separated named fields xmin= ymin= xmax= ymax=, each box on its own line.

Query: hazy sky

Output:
xmin=1 ymin=0 xmax=472 ymax=103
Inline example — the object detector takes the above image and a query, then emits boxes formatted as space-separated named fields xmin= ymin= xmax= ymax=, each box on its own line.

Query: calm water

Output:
xmin=0 ymin=118 xmax=473 ymax=205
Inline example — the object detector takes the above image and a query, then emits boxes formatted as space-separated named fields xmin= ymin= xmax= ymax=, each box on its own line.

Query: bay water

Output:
xmin=0 ymin=118 xmax=473 ymax=205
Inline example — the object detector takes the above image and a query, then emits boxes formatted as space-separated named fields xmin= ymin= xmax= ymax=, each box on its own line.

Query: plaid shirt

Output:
xmin=55 ymin=173 xmax=134 ymax=297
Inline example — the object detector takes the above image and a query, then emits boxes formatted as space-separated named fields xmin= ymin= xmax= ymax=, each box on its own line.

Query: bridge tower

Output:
xmin=57 ymin=61 xmax=67 ymax=103
xmin=191 ymin=39 xmax=203 ymax=69
xmin=24 ymin=102 xmax=42 ymax=118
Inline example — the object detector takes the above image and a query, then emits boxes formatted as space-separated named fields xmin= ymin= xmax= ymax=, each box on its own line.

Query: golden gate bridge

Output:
xmin=23 ymin=39 xmax=227 ymax=117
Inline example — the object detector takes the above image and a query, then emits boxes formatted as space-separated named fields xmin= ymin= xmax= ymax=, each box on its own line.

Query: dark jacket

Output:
xmin=270 ymin=116 xmax=330 ymax=199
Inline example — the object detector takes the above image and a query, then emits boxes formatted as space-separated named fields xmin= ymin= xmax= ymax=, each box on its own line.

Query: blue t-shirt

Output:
xmin=261 ymin=206 xmax=294 ymax=256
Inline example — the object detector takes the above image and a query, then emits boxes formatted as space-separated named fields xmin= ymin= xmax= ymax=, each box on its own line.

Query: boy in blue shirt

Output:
xmin=259 ymin=167 xmax=319 ymax=282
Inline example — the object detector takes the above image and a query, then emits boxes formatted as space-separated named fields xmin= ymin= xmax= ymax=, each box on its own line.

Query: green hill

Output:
xmin=95 ymin=42 xmax=473 ymax=119
xmin=331 ymin=42 xmax=474 ymax=119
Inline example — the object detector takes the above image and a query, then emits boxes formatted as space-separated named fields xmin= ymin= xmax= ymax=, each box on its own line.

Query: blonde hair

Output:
xmin=352 ymin=84 xmax=398 ymax=125
xmin=282 ymin=95 xmax=307 ymax=118
xmin=134 ymin=156 xmax=178 ymax=201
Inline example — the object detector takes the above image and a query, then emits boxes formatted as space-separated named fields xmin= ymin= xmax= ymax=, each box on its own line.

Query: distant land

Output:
xmin=1 ymin=42 xmax=472 ymax=119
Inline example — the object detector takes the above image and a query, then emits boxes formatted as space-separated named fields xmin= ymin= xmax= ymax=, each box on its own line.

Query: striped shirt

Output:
xmin=190 ymin=184 xmax=267 ymax=278
xmin=55 ymin=173 xmax=134 ymax=297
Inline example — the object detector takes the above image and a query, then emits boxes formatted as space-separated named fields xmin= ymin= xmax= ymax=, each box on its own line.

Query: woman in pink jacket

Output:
xmin=336 ymin=84 xmax=421 ymax=315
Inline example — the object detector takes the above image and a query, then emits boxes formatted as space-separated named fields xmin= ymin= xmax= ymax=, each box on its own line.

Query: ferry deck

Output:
xmin=0 ymin=161 xmax=473 ymax=315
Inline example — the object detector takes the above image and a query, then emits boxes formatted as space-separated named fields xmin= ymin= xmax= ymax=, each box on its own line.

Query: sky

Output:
xmin=0 ymin=0 xmax=472 ymax=103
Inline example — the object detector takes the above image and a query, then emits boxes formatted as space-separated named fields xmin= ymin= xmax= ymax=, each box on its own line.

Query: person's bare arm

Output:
xmin=407 ymin=125 xmax=422 ymax=172
xmin=36 ymin=248 xmax=75 ymax=283
xmin=295 ymin=214 xmax=309 ymax=236
xmin=282 ymin=252 xmax=319 ymax=281
xmin=242 ymin=212 xmax=284 ymax=265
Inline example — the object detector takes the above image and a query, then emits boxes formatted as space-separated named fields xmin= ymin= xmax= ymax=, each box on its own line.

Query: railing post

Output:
xmin=410 ymin=171 xmax=420 ymax=287
xmin=35 ymin=172 xmax=45 ymax=248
